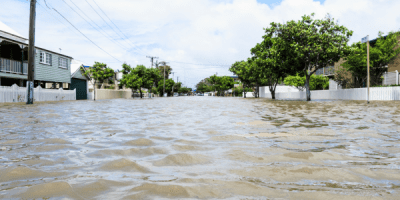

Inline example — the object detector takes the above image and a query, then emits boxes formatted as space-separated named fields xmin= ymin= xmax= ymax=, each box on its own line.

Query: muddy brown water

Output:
xmin=0 ymin=97 xmax=400 ymax=199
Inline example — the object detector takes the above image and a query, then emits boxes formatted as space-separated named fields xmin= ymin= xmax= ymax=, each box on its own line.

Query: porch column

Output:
xmin=19 ymin=79 xmax=23 ymax=87
xmin=20 ymin=45 xmax=25 ymax=74
xmin=0 ymin=39 xmax=2 ymax=72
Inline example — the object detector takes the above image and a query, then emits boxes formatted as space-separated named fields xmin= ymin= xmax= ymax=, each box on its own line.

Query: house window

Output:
xmin=40 ymin=52 xmax=52 ymax=65
xmin=59 ymin=57 xmax=68 ymax=69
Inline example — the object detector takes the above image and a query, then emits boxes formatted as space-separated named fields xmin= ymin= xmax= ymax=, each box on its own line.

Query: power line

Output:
xmin=52 ymin=8 xmax=123 ymax=63
xmin=37 ymin=2 xmax=79 ymax=37
xmin=90 ymin=0 xmax=152 ymax=56
xmin=159 ymin=59 xmax=231 ymax=67
xmin=44 ymin=0 xmax=235 ymax=68
xmin=68 ymin=0 xmax=148 ymax=57
xmin=61 ymin=0 xmax=131 ymax=51
xmin=82 ymin=0 xmax=147 ymax=56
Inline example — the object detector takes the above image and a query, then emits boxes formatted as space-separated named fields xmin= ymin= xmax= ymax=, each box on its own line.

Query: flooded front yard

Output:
xmin=0 ymin=97 xmax=400 ymax=199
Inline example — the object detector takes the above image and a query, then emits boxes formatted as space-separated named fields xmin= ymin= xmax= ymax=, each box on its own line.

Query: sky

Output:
xmin=0 ymin=0 xmax=399 ymax=89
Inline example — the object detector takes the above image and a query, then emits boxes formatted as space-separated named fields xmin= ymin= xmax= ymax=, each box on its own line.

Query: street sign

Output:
xmin=361 ymin=36 xmax=369 ymax=43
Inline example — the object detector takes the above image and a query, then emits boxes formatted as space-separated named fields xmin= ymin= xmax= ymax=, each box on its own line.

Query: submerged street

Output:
xmin=1 ymin=97 xmax=400 ymax=199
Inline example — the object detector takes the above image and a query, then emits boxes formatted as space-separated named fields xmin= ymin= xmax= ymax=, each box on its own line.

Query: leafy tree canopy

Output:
xmin=338 ymin=31 xmax=400 ymax=88
xmin=269 ymin=13 xmax=353 ymax=100
xmin=119 ymin=64 xmax=160 ymax=98
xmin=82 ymin=62 xmax=114 ymax=100
xmin=157 ymin=79 xmax=175 ymax=96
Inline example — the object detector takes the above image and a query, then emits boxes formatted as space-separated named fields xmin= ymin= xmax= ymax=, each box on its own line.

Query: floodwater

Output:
xmin=0 ymin=97 xmax=400 ymax=199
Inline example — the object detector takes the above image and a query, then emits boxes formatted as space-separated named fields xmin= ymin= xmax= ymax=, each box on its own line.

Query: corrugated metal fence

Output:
xmin=0 ymin=84 xmax=76 ymax=103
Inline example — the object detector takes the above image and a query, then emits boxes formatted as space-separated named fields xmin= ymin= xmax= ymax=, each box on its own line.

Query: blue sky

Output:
xmin=0 ymin=0 xmax=399 ymax=89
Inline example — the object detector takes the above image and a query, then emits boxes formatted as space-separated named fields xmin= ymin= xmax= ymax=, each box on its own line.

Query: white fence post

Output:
xmin=11 ymin=84 xmax=17 ymax=102
xmin=396 ymin=70 xmax=399 ymax=85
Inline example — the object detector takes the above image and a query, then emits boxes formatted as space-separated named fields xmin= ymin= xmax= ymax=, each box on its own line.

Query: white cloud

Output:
xmin=1 ymin=0 xmax=399 ymax=88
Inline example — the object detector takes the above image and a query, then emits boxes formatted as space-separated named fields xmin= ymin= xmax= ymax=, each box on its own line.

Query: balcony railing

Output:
xmin=0 ymin=58 xmax=28 ymax=75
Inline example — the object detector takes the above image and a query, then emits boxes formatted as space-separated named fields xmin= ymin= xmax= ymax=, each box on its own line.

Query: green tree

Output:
xmin=196 ymin=82 xmax=209 ymax=93
xmin=338 ymin=31 xmax=400 ymax=88
xmin=250 ymin=33 xmax=294 ymax=99
xmin=119 ymin=64 xmax=159 ymax=98
xmin=271 ymin=13 xmax=353 ymax=101
xmin=172 ymin=82 xmax=182 ymax=95
xmin=230 ymin=61 xmax=254 ymax=98
xmin=157 ymin=79 xmax=175 ymax=96
xmin=178 ymin=87 xmax=191 ymax=94
xmin=208 ymin=75 xmax=221 ymax=94
xmin=82 ymin=62 xmax=114 ymax=101
xmin=217 ymin=76 xmax=235 ymax=96
xmin=158 ymin=65 xmax=172 ymax=80
xmin=196 ymin=78 xmax=214 ymax=93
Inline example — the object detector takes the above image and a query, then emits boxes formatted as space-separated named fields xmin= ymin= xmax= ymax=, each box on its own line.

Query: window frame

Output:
xmin=59 ymin=57 xmax=68 ymax=69
xmin=39 ymin=52 xmax=52 ymax=65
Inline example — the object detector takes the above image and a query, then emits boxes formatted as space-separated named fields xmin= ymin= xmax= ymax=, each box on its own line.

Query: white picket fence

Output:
xmin=0 ymin=84 xmax=76 ymax=103
xmin=259 ymin=86 xmax=400 ymax=101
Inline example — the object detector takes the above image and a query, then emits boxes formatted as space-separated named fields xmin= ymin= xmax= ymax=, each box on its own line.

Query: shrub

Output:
xmin=284 ymin=74 xmax=329 ymax=90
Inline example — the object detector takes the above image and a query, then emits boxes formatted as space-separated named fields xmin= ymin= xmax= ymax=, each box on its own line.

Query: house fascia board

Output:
xmin=0 ymin=30 xmax=28 ymax=43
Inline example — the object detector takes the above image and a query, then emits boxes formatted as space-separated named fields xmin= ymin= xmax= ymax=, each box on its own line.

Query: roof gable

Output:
xmin=72 ymin=66 xmax=89 ymax=80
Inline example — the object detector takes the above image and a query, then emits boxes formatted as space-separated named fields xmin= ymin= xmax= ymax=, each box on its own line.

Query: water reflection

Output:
xmin=0 ymin=97 xmax=399 ymax=199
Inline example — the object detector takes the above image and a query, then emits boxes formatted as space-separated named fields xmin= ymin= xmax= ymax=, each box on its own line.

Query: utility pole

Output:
xmin=171 ymin=72 xmax=179 ymax=96
xmin=155 ymin=60 xmax=159 ymax=68
xmin=146 ymin=56 xmax=158 ymax=68
xmin=367 ymin=37 xmax=370 ymax=104
xmin=159 ymin=61 xmax=168 ymax=96
xmin=362 ymin=35 xmax=370 ymax=103
xmin=27 ymin=0 xmax=37 ymax=104
xmin=163 ymin=66 xmax=165 ymax=96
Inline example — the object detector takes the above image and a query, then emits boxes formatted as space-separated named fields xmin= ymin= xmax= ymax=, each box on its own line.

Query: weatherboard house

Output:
xmin=0 ymin=20 xmax=72 ymax=89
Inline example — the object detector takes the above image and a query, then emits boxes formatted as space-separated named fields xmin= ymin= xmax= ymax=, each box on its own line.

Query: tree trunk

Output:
xmin=93 ymin=81 xmax=97 ymax=101
xmin=243 ymin=85 xmax=246 ymax=98
xmin=305 ymin=74 xmax=311 ymax=101
xmin=139 ymin=87 xmax=142 ymax=99
xmin=256 ymin=84 xmax=259 ymax=98
xmin=269 ymin=85 xmax=276 ymax=100
xmin=131 ymin=89 xmax=135 ymax=98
